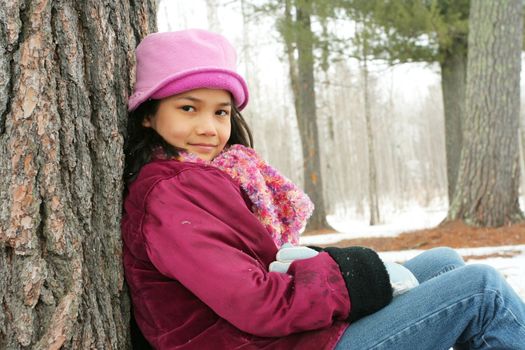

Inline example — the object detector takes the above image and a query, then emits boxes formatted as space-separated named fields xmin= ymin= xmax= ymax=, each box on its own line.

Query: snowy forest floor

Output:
xmin=305 ymin=220 xmax=525 ymax=252
xmin=301 ymin=221 xmax=525 ymax=299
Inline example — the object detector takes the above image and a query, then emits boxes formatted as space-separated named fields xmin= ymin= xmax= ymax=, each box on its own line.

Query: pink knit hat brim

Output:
xmin=149 ymin=68 xmax=248 ymax=110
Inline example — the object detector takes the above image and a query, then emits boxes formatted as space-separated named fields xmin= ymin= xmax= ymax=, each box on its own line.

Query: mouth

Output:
xmin=188 ymin=143 xmax=217 ymax=152
xmin=189 ymin=143 xmax=217 ymax=147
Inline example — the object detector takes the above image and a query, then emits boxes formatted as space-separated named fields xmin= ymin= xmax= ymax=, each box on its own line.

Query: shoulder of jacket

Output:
xmin=127 ymin=159 xmax=237 ymax=209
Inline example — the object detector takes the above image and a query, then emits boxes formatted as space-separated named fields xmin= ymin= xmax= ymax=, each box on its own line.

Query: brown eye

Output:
xmin=181 ymin=105 xmax=195 ymax=112
xmin=216 ymin=109 xmax=230 ymax=117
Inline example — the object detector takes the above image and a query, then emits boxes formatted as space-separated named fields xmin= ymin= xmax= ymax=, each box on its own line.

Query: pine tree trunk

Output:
xmin=290 ymin=2 xmax=330 ymax=231
xmin=447 ymin=0 xmax=524 ymax=227
xmin=282 ymin=0 xmax=329 ymax=231
xmin=0 ymin=1 xmax=156 ymax=348
xmin=439 ymin=37 xmax=467 ymax=202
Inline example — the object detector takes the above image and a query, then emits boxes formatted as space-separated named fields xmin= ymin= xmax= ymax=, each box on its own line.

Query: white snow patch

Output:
xmin=302 ymin=210 xmax=446 ymax=245
xmin=302 ymin=203 xmax=448 ymax=245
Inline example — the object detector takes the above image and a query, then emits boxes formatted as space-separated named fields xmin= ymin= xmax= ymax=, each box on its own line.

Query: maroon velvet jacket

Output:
xmin=121 ymin=159 xmax=352 ymax=349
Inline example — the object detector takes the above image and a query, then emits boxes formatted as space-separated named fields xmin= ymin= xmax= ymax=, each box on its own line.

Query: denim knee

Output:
xmin=464 ymin=263 xmax=500 ymax=275
xmin=404 ymin=246 xmax=466 ymax=283
xmin=428 ymin=247 xmax=465 ymax=267
xmin=461 ymin=264 xmax=503 ymax=289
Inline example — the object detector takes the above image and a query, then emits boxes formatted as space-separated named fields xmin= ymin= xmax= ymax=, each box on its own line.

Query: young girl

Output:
xmin=121 ymin=29 xmax=525 ymax=350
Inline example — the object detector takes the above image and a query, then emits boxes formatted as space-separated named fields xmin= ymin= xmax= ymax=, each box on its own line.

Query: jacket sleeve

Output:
xmin=140 ymin=167 xmax=350 ymax=337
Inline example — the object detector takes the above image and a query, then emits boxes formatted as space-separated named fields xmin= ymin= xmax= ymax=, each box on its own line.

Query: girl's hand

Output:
xmin=269 ymin=243 xmax=319 ymax=273
xmin=383 ymin=262 xmax=419 ymax=296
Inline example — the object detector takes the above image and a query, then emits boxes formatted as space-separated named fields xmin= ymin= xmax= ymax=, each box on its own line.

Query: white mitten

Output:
xmin=383 ymin=261 xmax=419 ymax=296
xmin=269 ymin=243 xmax=319 ymax=273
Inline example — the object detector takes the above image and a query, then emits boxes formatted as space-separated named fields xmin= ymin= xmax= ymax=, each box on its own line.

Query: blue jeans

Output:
xmin=334 ymin=247 xmax=525 ymax=349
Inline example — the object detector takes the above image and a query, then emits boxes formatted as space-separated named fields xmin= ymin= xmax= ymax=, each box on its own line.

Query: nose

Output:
xmin=195 ymin=114 xmax=218 ymax=136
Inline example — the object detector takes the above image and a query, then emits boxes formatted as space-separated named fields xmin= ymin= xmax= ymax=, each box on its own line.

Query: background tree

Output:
xmin=249 ymin=0 xmax=449 ymax=226
xmin=205 ymin=0 xmax=222 ymax=33
xmin=354 ymin=19 xmax=381 ymax=224
xmin=0 ymin=1 xmax=156 ymax=348
xmin=279 ymin=0 xmax=330 ymax=230
xmin=340 ymin=0 xmax=470 ymax=202
xmin=447 ymin=0 xmax=524 ymax=226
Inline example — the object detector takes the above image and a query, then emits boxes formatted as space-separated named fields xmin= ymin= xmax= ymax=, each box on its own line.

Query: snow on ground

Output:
xmin=301 ymin=206 xmax=447 ymax=245
xmin=309 ymin=196 xmax=525 ymax=244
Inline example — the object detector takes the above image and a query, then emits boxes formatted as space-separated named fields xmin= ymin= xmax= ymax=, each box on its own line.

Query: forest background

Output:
xmin=160 ymin=0 xmax=525 ymax=230
xmin=0 ymin=0 xmax=524 ymax=349
xmin=160 ymin=0 xmax=450 ymax=230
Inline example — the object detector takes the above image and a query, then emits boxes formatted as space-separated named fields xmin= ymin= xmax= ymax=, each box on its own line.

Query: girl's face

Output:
xmin=143 ymin=88 xmax=232 ymax=161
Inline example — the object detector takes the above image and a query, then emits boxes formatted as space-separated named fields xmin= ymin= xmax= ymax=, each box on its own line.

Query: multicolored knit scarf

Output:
xmin=177 ymin=144 xmax=314 ymax=248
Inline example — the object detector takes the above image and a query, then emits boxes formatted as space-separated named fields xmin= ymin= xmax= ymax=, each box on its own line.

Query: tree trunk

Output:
xmin=361 ymin=38 xmax=380 ymax=225
xmin=284 ymin=0 xmax=329 ymax=231
xmin=205 ymin=0 xmax=222 ymax=33
xmin=439 ymin=37 xmax=467 ymax=203
xmin=0 ymin=1 xmax=156 ymax=349
xmin=447 ymin=0 xmax=524 ymax=226
xmin=521 ymin=130 xmax=525 ymax=192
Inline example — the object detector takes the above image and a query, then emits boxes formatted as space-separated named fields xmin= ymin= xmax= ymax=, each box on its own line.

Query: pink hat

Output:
xmin=128 ymin=29 xmax=249 ymax=111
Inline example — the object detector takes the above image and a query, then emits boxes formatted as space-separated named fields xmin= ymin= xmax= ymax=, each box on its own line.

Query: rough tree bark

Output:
xmin=447 ymin=0 xmax=524 ymax=227
xmin=0 ymin=1 xmax=156 ymax=348
xmin=282 ymin=0 xmax=330 ymax=231
xmin=439 ymin=36 xmax=467 ymax=203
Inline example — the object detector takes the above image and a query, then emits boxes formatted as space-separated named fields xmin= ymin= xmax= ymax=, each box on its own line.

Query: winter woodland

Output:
xmin=159 ymin=0 xmax=525 ymax=227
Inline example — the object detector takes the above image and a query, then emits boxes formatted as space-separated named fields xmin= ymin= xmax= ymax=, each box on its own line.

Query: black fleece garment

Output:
xmin=311 ymin=246 xmax=393 ymax=322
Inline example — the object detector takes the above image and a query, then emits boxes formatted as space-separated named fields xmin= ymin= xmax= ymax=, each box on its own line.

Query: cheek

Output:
xmin=220 ymin=121 xmax=232 ymax=143
xmin=156 ymin=118 xmax=191 ymax=146
xmin=165 ymin=119 xmax=191 ymax=137
xmin=171 ymin=127 xmax=189 ymax=139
